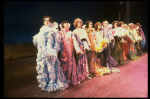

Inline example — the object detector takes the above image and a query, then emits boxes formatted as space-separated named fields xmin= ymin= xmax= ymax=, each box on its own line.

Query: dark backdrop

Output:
xmin=3 ymin=1 xmax=148 ymax=47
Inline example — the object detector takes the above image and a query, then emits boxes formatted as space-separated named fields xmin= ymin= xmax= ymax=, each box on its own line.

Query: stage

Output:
xmin=4 ymin=50 xmax=148 ymax=98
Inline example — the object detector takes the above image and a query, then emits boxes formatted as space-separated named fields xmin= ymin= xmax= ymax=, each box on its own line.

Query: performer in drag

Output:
xmin=127 ymin=23 xmax=139 ymax=60
xmin=136 ymin=23 xmax=146 ymax=53
xmin=86 ymin=21 xmax=110 ymax=77
xmin=73 ymin=18 xmax=91 ymax=79
xmin=59 ymin=20 xmax=86 ymax=85
xmin=133 ymin=24 xmax=143 ymax=55
xmin=33 ymin=16 xmax=69 ymax=92
xmin=101 ymin=20 xmax=119 ymax=72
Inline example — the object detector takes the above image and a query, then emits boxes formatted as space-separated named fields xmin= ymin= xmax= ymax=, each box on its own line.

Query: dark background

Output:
xmin=3 ymin=1 xmax=148 ymax=47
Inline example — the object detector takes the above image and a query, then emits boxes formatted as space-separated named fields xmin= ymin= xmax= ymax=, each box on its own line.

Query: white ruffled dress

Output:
xmin=33 ymin=23 xmax=69 ymax=92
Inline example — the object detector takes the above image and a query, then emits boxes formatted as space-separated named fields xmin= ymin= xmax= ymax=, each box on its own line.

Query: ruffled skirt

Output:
xmin=89 ymin=52 xmax=110 ymax=77
xmin=36 ymin=56 xmax=69 ymax=92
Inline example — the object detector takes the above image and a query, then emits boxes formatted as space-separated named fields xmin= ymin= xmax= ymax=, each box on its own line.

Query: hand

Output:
xmin=87 ymin=47 xmax=91 ymax=51
xmin=76 ymin=50 xmax=84 ymax=55
xmin=59 ymin=31 xmax=64 ymax=38
xmin=59 ymin=24 xmax=63 ymax=30
xmin=80 ymin=51 xmax=84 ymax=55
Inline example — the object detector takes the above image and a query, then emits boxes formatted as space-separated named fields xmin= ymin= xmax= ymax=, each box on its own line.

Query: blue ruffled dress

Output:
xmin=33 ymin=23 xmax=69 ymax=92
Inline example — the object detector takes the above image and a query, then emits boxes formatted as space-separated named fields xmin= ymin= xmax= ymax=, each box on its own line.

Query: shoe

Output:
xmin=139 ymin=52 xmax=143 ymax=55
xmin=77 ymin=81 xmax=80 ymax=84
xmin=87 ymin=76 xmax=91 ymax=79
xmin=119 ymin=60 xmax=124 ymax=65
xmin=111 ymin=67 xmax=121 ymax=73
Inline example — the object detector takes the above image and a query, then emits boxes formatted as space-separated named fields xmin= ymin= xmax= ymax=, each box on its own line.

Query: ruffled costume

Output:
xmin=33 ymin=23 xmax=69 ymax=92
xmin=86 ymin=28 xmax=111 ymax=76
xmin=113 ymin=27 xmax=129 ymax=64
xmin=138 ymin=28 xmax=146 ymax=49
xmin=102 ymin=26 xmax=119 ymax=68
xmin=59 ymin=27 xmax=86 ymax=85
xmin=128 ymin=30 xmax=139 ymax=60
xmin=92 ymin=31 xmax=108 ymax=53
xmin=73 ymin=28 xmax=90 ymax=79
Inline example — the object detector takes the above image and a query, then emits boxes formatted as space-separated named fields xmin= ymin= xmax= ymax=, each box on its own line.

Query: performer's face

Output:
xmin=63 ymin=23 xmax=68 ymax=28
xmin=88 ymin=22 xmax=93 ymax=29
xmin=124 ymin=25 xmax=128 ymax=29
xmin=44 ymin=18 xmax=50 ymax=26
xmin=77 ymin=21 xmax=82 ymax=28
xmin=114 ymin=23 xmax=117 ymax=28
xmin=130 ymin=25 xmax=133 ymax=29
xmin=103 ymin=22 xmax=108 ymax=28
xmin=136 ymin=26 xmax=139 ymax=30
xmin=98 ymin=25 xmax=101 ymax=29
xmin=121 ymin=24 xmax=124 ymax=28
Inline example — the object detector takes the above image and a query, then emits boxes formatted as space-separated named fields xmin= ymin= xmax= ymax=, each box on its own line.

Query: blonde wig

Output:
xmin=102 ymin=20 xmax=109 ymax=27
xmin=73 ymin=18 xmax=83 ymax=28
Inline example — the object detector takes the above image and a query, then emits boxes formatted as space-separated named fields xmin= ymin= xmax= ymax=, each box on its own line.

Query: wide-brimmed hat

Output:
xmin=136 ymin=23 xmax=142 ymax=27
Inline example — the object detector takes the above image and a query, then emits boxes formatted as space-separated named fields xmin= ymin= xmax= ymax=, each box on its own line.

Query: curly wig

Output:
xmin=128 ymin=23 xmax=134 ymax=29
xmin=73 ymin=18 xmax=83 ymax=28
xmin=117 ymin=21 xmax=124 ymax=27
xmin=42 ymin=15 xmax=54 ymax=24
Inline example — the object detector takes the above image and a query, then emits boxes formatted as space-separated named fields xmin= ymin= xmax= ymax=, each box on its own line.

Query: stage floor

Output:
xmin=4 ymin=51 xmax=148 ymax=98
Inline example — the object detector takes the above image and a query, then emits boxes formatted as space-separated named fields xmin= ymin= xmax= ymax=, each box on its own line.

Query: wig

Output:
xmin=117 ymin=21 xmax=124 ymax=27
xmin=85 ymin=21 xmax=93 ymax=29
xmin=94 ymin=22 xmax=102 ymax=31
xmin=136 ymin=23 xmax=142 ymax=27
xmin=112 ymin=21 xmax=118 ymax=29
xmin=60 ymin=20 xmax=68 ymax=28
xmin=102 ymin=20 xmax=109 ymax=26
xmin=120 ymin=21 xmax=124 ymax=27
xmin=124 ymin=24 xmax=128 ymax=29
xmin=73 ymin=18 xmax=83 ymax=28
xmin=42 ymin=15 xmax=54 ymax=24
xmin=128 ymin=23 xmax=134 ymax=29
xmin=133 ymin=24 xmax=138 ymax=29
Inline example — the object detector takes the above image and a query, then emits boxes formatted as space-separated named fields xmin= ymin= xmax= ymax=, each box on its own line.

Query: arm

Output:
xmin=72 ymin=33 xmax=82 ymax=54
xmin=139 ymin=28 xmax=146 ymax=40
xmin=33 ymin=26 xmax=45 ymax=47
xmin=132 ymin=29 xmax=139 ymax=41
xmin=33 ymin=34 xmax=38 ymax=47
xmin=83 ymin=29 xmax=91 ymax=47
xmin=108 ymin=30 xmax=114 ymax=42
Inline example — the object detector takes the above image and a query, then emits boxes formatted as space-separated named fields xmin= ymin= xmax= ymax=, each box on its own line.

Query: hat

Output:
xmin=136 ymin=23 xmax=142 ymax=27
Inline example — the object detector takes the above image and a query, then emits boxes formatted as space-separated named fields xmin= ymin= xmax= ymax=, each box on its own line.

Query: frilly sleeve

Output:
xmin=132 ymin=29 xmax=139 ymax=41
xmin=33 ymin=34 xmax=38 ymax=47
xmin=53 ymin=22 xmax=58 ymax=29
xmin=43 ymin=28 xmax=60 ymax=58
xmin=108 ymin=30 xmax=114 ymax=41
xmin=71 ymin=32 xmax=82 ymax=54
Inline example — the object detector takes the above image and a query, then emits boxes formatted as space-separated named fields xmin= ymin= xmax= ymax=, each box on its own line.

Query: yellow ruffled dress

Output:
xmin=86 ymin=29 xmax=110 ymax=76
